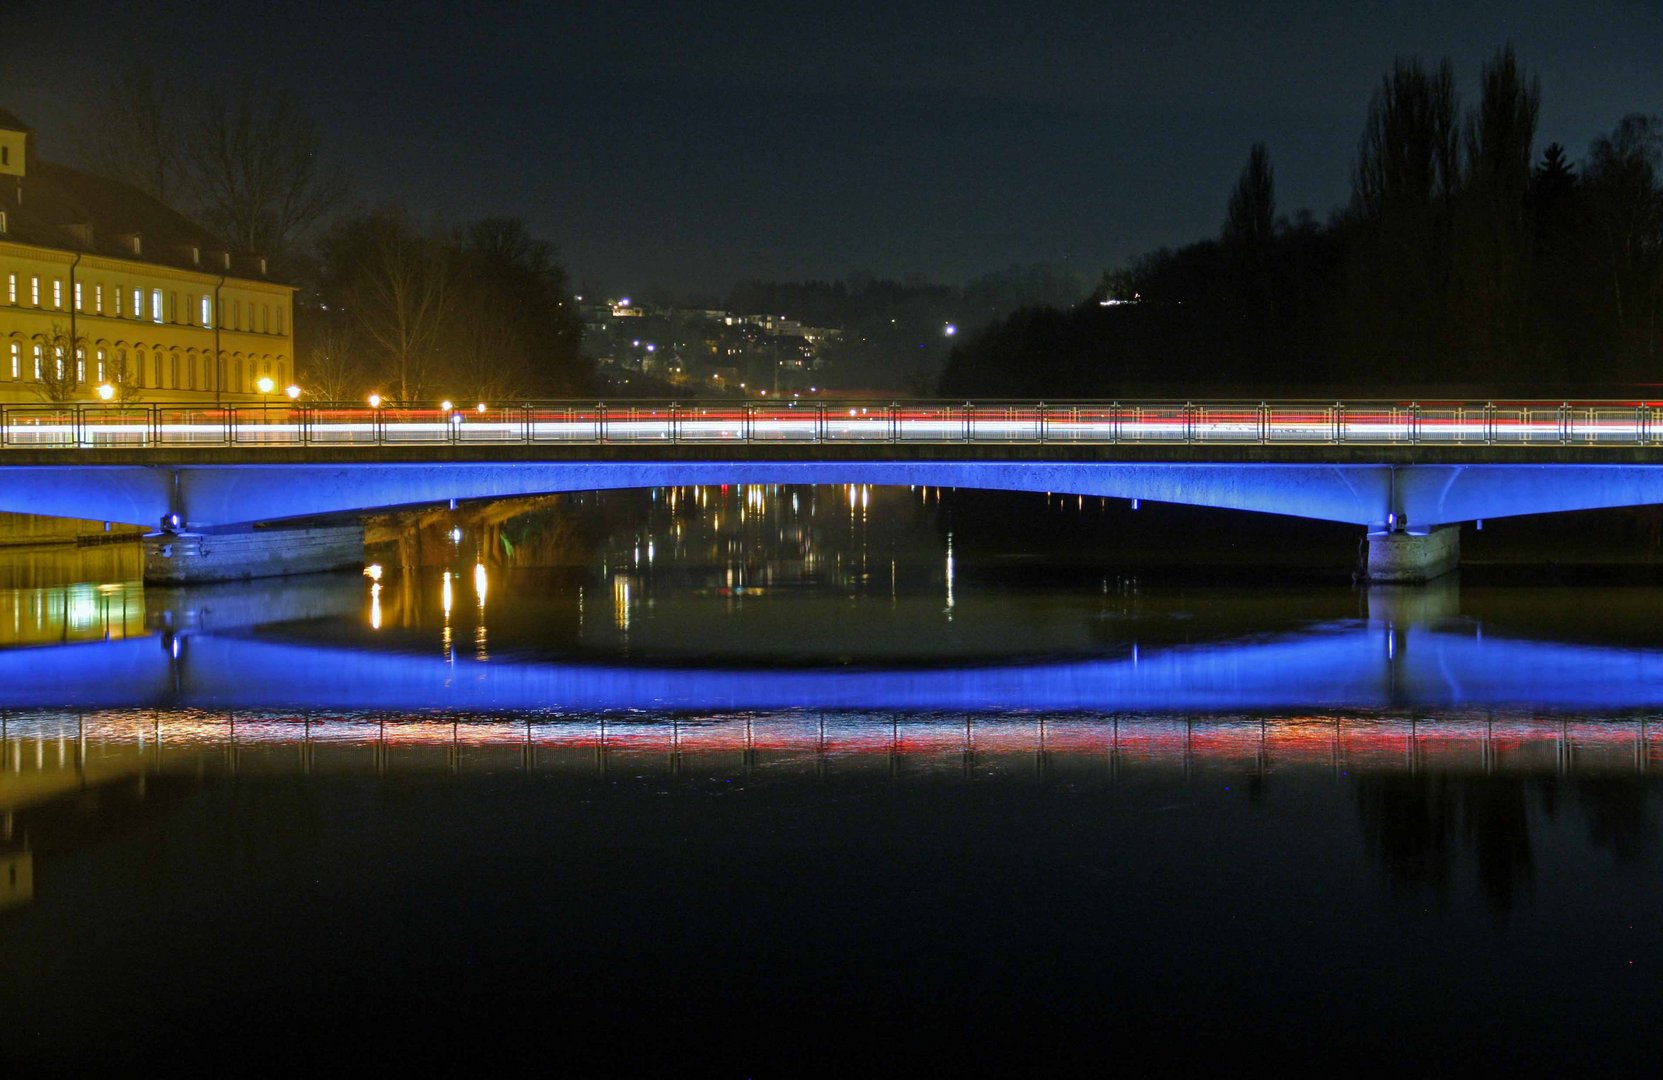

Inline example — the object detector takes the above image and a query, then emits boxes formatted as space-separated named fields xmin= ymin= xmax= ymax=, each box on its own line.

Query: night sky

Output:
xmin=6 ymin=1 xmax=1662 ymax=297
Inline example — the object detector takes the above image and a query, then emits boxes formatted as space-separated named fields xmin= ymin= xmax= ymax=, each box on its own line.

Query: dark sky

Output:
xmin=5 ymin=1 xmax=1662 ymax=297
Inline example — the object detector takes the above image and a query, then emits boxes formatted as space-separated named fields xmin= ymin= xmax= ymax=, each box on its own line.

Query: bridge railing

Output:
xmin=5 ymin=399 xmax=1662 ymax=450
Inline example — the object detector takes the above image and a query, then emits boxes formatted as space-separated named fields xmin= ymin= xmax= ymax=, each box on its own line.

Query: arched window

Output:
xmin=233 ymin=359 xmax=243 ymax=393
xmin=8 ymin=341 xmax=18 ymax=381
xmin=152 ymin=352 xmax=163 ymax=388
xmin=187 ymin=355 xmax=197 ymax=391
xmin=32 ymin=344 xmax=43 ymax=381
xmin=96 ymin=348 xmax=106 ymax=383
xmin=170 ymin=353 xmax=180 ymax=389
xmin=135 ymin=351 xmax=146 ymax=388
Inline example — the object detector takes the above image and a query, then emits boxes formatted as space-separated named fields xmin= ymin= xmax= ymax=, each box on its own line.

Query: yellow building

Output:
xmin=0 ymin=109 xmax=293 ymax=406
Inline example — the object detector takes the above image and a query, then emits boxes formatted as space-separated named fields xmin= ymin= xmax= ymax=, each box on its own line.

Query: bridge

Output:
xmin=3 ymin=398 xmax=1663 ymax=583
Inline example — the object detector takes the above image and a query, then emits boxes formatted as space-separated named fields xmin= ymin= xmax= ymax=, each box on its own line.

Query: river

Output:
xmin=0 ymin=486 xmax=1658 ymax=1072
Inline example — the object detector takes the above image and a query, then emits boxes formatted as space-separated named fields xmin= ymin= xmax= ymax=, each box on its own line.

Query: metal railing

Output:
xmin=2 ymin=399 xmax=1660 ymax=450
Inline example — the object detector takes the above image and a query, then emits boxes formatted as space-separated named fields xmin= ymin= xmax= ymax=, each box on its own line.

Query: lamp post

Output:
xmin=256 ymin=375 xmax=274 ymax=427
xmin=368 ymin=392 xmax=383 ymax=444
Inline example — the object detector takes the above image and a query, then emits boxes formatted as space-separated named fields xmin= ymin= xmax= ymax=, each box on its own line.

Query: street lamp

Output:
xmin=284 ymin=384 xmax=301 ymax=401
xmin=256 ymin=375 xmax=274 ymax=425
xmin=368 ymin=392 xmax=383 ymax=408
xmin=96 ymin=383 xmax=115 ymax=402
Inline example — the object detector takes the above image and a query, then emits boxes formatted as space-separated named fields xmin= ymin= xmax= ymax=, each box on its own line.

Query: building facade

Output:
xmin=0 ymin=110 xmax=293 ymax=406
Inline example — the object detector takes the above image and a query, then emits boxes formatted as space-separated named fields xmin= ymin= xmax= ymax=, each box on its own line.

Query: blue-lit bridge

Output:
xmin=3 ymin=398 xmax=1663 ymax=583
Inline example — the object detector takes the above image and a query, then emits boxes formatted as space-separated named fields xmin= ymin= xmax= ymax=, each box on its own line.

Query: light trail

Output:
xmin=1 ymin=400 xmax=1660 ymax=449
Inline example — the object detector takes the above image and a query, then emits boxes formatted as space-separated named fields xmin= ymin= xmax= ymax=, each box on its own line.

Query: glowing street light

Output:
xmin=944 ymin=323 xmax=958 ymax=336
xmin=368 ymin=393 xmax=383 ymax=408
xmin=475 ymin=402 xmax=487 ymax=413
xmin=256 ymin=375 xmax=274 ymax=425
xmin=284 ymin=384 xmax=301 ymax=400
xmin=440 ymin=400 xmax=453 ymax=412
xmin=96 ymin=383 xmax=115 ymax=401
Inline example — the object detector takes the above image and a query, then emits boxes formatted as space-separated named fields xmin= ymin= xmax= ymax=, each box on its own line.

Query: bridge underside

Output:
xmin=5 ymin=459 xmax=1663 ymax=583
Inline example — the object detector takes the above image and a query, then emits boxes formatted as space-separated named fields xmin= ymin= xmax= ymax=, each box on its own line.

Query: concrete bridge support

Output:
xmin=1360 ymin=526 xmax=1460 ymax=584
xmin=143 ymin=524 xmax=365 ymax=585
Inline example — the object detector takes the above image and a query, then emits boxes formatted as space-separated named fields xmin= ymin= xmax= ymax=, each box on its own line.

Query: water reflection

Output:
xmin=1 ymin=709 xmax=1656 ymax=916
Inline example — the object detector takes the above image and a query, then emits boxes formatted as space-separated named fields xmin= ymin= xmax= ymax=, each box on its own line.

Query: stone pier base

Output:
xmin=1360 ymin=525 xmax=1461 ymax=584
xmin=143 ymin=524 xmax=365 ymax=585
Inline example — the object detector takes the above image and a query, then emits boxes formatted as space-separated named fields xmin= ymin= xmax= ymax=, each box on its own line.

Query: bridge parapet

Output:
xmin=2 ymin=398 xmax=1662 ymax=451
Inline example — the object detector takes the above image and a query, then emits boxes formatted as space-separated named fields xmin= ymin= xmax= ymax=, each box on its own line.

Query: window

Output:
xmin=0 ymin=209 xmax=7 ymax=233
xmin=52 ymin=345 xmax=63 ymax=380
xmin=170 ymin=353 xmax=179 ymax=388
xmin=276 ymin=306 xmax=285 ymax=334
xmin=32 ymin=344 xmax=42 ymax=381
xmin=8 ymin=342 xmax=17 ymax=380
xmin=74 ymin=348 xmax=84 ymax=382
xmin=262 ymin=304 xmax=270 ymax=333
xmin=95 ymin=284 xmax=104 ymax=313
xmin=114 ymin=287 xmax=123 ymax=317
xmin=135 ymin=351 xmax=145 ymax=388
xmin=200 ymin=296 xmax=212 ymax=327
xmin=31 ymin=276 xmax=40 ymax=306
xmin=151 ymin=353 xmax=162 ymax=387
xmin=52 ymin=280 xmax=62 ymax=309
xmin=73 ymin=282 xmax=83 ymax=311
xmin=230 ymin=299 xmax=240 ymax=329
xmin=95 ymin=348 xmax=105 ymax=382
xmin=132 ymin=288 xmax=142 ymax=319
xmin=170 ymin=292 xmax=178 ymax=323
xmin=151 ymin=289 xmax=163 ymax=324
xmin=6 ymin=274 xmax=14 ymax=304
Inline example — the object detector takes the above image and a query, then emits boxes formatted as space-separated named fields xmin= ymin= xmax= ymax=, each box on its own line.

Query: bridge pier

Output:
xmin=1359 ymin=526 xmax=1460 ymax=584
xmin=143 ymin=524 xmax=365 ymax=585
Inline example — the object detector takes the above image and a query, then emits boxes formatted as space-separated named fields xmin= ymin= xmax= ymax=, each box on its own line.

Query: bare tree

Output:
xmin=32 ymin=325 xmax=84 ymax=405
xmin=74 ymin=69 xmax=184 ymax=204
xmin=301 ymin=325 xmax=365 ymax=403
xmin=76 ymin=70 xmax=345 ymax=267
xmin=183 ymin=79 xmax=347 ymax=264
xmin=328 ymin=212 xmax=454 ymax=403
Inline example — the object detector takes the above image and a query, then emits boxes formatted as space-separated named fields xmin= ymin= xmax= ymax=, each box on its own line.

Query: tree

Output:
xmin=1222 ymin=143 xmax=1275 ymax=246
xmin=32 ymin=325 xmax=84 ymax=405
xmin=300 ymin=325 xmax=364 ymax=403
xmin=320 ymin=211 xmax=454 ymax=404
xmin=76 ymin=69 xmax=345 ymax=269
xmin=1456 ymin=46 xmax=1540 ymax=377
xmin=1582 ymin=114 xmax=1663 ymax=373
xmin=1347 ymin=57 xmax=1461 ymax=378
xmin=184 ymin=79 xmax=348 ymax=265
xmin=74 ymin=69 xmax=183 ymax=204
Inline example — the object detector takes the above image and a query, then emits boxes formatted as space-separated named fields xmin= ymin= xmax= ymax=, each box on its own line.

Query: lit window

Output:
xmin=0 ymin=209 xmax=7 ymax=233
xmin=6 ymin=274 xmax=13 ymax=304
xmin=95 ymin=348 xmax=105 ymax=382
xmin=114 ymin=287 xmax=123 ymax=316
xmin=31 ymin=276 xmax=40 ymax=306
xmin=32 ymin=344 xmax=42 ymax=380
xmin=132 ymin=289 xmax=142 ymax=319
xmin=75 ymin=348 xmax=84 ymax=382
xmin=200 ymin=296 xmax=211 ymax=327
xmin=8 ymin=341 xmax=17 ymax=380
xmin=151 ymin=289 xmax=163 ymax=324
xmin=52 ymin=280 xmax=62 ymax=308
xmin=52 ymin=345 xmax=63 ymax=379
xmin=95 ymin=284 xmax=104 ymax=313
